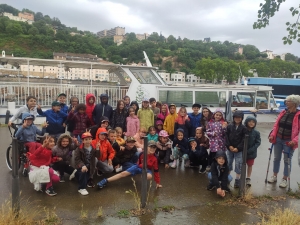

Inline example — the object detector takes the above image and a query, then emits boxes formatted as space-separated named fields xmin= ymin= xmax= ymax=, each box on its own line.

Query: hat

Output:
xmin=158 ymin=130 xmax=169 ymax=137
xmin=100 ymin=130 xmax=108 ymax=135
xmin=126 ymin=136 xmax=136 ymax=142
xmin=101 ymin=119 xmax=109 ymax=123
xmin=142 ymin=97 xmax=149 ymax=102
xmin=81 ymin=132 xmax=92 ymax=139
xmin=24 ymin=114 xmax=34 ymax=120
xmin=156 ymin=120 xmax=163 ymax=125
xmin=57 ymin=93 xmax=66 ymax=97
xmin=188 ymin=137 xmax=196 ymax=143
xmin=148 ymin=140 xmax=157 ymax=147
xmin=192 ymin=103 xmax=201 ymax=108
xmin=52 ymin=101 xmax=60 ymax=106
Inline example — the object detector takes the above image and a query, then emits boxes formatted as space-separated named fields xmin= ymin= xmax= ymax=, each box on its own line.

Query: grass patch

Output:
xmin=80 ymin=204 xmax=88 ymax=219
xmin=258 ymin=208 xmax=300 ymax=225
xmin=221 ymin=190 xmax=286 ymax=208
xmin=0 ymin=199 xmax=61 ymax=225
xmin=117 ymin=209 xmax=130 ymax=218
xmin=96 ymin=206 xmax=103 ymax=218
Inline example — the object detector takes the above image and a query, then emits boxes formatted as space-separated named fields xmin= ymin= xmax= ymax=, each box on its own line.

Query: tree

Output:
xmin=35 ymin=12 xmax=44 ymax=21
xmin=126 ymin=32 xmax=138 ymax=42
xmin=243 ymin=45 xmax=260 ymax=60
xmin=148 ymin=32 xmax=160 ymax=43
xmin=167 ymin=35 xmax=176 ymax=44
xmin=164 ymin=61 xmax=173 ymax=73
xmin=6 ymin=22 xmax=23 ymax=35
xmin=285 ymin=53 xmax=298 ymax=62
xmin=22 ymin=8 xmax=35 ymax=15
xmin=28 ymin=26 xmax=39 ymax=36
xmin=253 ymin=1 xmax=300 ymax=44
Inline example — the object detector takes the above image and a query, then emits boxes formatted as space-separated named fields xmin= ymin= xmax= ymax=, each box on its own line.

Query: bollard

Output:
xmin=12 ymin=138 xmax=20 ymax=215
xmin=239 ymin=134 xmax=249 ymax=197
xmin=5 ymin=110 xmax=10 ymax=124
xmin=141 ymin=137 xmax=148 ymax=208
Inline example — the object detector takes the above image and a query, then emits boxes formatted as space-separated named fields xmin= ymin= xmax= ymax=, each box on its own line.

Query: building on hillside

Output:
xmin=203 ymin=37 xmax=211 ymax=43
xmin=3 ymin=12 xmax=34 ymax=24
xmin=186 ymin=74 xmax=202 ymax=83
xmin=237 ymin=46 xmax=243 ymax=55
xmin=20 ymin=64 xmax=110 ymax=81
xmin=157 ymin=71 xmax=170 ymax=82
xmin=170 ymin=72 xmax=185 ymax=82
xmin=136 ymin=33 xmax=149 ymax=41
xmin=114 ymin=35 xmax=126 ymax=46
xmin=97 ymin=26 xmax=125 ymax=38
xmin=18 ymin=12 xmax=34 ymax=21
xmin=53 ymin=53 xmax=100 ymax=62
xmin=261 ymin=49 xmax=274 ymax=59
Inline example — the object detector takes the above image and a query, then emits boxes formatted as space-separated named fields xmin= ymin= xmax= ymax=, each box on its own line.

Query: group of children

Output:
xmin=8 ymin=93 xmax=261 ymax=197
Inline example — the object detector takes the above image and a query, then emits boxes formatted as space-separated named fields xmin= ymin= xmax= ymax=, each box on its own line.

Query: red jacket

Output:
xmin=138 ymin=153 xmax=160 ymax=184
xmin=85 ymin=93 xmax=96 ymax=125
xmin=92 ymin=128 xmax=115 ymax=161
xmin=29 ymin=146 xmax=57 ymax=167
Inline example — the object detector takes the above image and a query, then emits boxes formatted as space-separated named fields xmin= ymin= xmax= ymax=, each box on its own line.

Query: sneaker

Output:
xmin=87 ymin=179 xmax=95 ymax=188
xmin=115 ymin=166 xmax=122 ymax=173
xmin=78 ymin=189 xmax=89 ymax=196
xmin=69 ymin=169 xmax=76 ymax=180
xmin=246 ymin=178 xmax=251 ymax=187
xmin=45 ymin=186 xmax=57 ymax=196
xmin=97 ymin=170 xmax=103 ymax=177
xmin=170 ymin=160 xmax=177 ymax=169
xmin=206 ymin=166 xmax=211 ymax=172
xmin=59 ymin=176 xmax=65 ymax=183
xmin=199 ymin=167 xmax=206 ymax=174
xmin=170 ymin=155 xmax=174 ymax=160
xmin=97 ymin=178 xmax=108 ymax=189
xmin=268 ymin=175 xmax=277 ymax=183
xmin=279 ymin=179 xmax=288 ymax=188
xmin=234 ymin=179 xmax=240 ymax=188
xmin=184 ymin=159 xmax=190 ymax=167
xmin=207 ymin=183 xmax=216 ymax=191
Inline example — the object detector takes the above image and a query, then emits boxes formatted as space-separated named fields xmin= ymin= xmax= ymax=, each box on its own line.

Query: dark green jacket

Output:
xmin=244 ymin=116 xmax=261 ymax=159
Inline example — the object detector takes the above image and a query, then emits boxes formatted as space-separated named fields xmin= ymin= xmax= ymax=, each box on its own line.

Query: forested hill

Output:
xmin=0 ymin=3 xmax=300 ymax=82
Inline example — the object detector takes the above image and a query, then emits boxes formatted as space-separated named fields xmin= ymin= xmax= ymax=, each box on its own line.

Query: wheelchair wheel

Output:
xmin=6 ymin=145 xmax=21 ymax=171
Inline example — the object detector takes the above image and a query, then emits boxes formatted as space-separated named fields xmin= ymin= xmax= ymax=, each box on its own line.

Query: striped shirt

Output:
xmin=277 ymin=111 xmax=296 ymax=140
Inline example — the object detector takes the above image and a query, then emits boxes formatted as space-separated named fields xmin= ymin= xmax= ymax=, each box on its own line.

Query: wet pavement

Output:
xmin=0 ymin=123 xmax=300 ymax=224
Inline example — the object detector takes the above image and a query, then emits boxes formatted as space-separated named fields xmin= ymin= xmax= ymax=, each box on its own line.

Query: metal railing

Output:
xmin=0 ymin=83 xmax=128 ymax=108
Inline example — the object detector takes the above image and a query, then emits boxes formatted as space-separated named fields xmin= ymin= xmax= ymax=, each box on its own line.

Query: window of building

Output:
xmin=129 ymin=68 xmax=161 ymax=84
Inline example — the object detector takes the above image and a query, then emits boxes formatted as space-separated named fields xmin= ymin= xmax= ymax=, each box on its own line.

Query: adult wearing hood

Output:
xmin=268 ymin=94 xmax=300 ymax=188
xmin=15 ymin=113 xmax=47 ymax=154
xmin=85 ymin=93 xmax=96 ymax=125
xmin=92 ymin=93 xmax=113 ymax=125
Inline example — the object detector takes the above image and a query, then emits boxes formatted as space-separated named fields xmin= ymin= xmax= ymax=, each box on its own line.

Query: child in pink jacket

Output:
xmin=126 ymin=107 xmax=140 ymax=137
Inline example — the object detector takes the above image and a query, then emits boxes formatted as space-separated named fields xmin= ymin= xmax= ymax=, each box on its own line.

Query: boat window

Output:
xmin=256 ymin=91 xmax=269 ymax=109
xmin=129 ymin=68 xmax=161 ymax=84
xmin=159 ymin=90 xmax=193 ymax=107
xmin=231 ymin=92 xmax=254 ymax=107
xmin=195 ymin=91 xmax=222 ymax=107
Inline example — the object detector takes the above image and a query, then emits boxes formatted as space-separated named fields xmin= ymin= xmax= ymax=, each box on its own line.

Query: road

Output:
xmin=0 ymin=124 xmax=299 ymax=224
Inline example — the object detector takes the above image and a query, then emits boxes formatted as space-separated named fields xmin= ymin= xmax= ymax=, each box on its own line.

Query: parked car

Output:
xmin=9 ymin=75 xmax=16 ymax=77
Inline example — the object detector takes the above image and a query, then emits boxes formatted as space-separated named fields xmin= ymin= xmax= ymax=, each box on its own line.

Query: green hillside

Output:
xmin=0 ymin=3 xmax=300 ymax=82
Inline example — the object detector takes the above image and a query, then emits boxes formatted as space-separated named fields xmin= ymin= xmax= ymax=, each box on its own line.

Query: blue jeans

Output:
xmin=126 ymin=165 xmax=152 ymax=176
xmin=75 ymin=169 xmax=90 ymax=190
xmin=273 ymin=137 xmax=293 ymax=177
xmin=122 ymin=152 xmax=140 ymax=171
xmin=227 ymin=150 xmax=242 ymax=175
xmin=207 ymin=172 xmax=233 ymax=183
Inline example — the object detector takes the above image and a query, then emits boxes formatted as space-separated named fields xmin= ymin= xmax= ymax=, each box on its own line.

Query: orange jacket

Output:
xmin=92 ymin=128 xmax=115 ymax=161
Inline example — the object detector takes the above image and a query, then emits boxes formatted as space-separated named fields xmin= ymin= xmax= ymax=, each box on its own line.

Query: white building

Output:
xmin=3 ymin=12 xmax=34 ymax=24
xmin=261 ymin=49 xmax=274 ymax=59
xmin=170 ymin=72 xmax=185 ymax=82
xmin=157 ymin=71 xmax=170 ymax=82
xmin=20 ymin=64 xmax=110 ymax=81
xmin=186 ymin=74 xmax=202 ymax=83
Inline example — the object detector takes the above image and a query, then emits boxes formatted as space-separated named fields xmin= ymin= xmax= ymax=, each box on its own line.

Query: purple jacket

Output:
xmin=125 ymin=115 xmax=140 ymax=137
xmin=206 ymin=119 xmax=227 ymax=152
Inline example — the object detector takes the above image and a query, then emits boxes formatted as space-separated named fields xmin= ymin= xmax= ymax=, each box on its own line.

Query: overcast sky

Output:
xmin=2 ymin=0 xmax=300 ymax=56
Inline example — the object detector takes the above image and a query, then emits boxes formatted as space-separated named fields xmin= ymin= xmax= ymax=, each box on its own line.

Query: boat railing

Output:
xmin=0 ymin=83 xmax=128 ymax=108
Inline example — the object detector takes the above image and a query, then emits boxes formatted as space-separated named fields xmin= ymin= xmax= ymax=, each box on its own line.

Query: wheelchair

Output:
xmin=5 ymin=123 xmax=39 ymax=177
